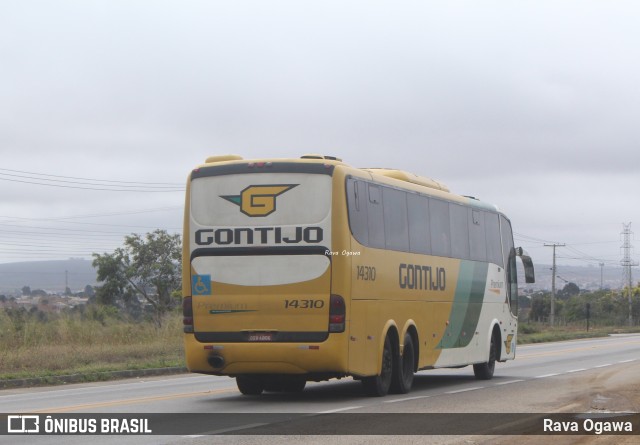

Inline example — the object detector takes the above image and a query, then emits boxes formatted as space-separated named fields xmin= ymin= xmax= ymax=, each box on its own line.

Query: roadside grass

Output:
xmin=2 ymin=307 xmax=640 ymax=384
xmin=0 ymin=308 xmax=184 ymax=382
xmin=517 ymin=323 xmax=640 ymax=344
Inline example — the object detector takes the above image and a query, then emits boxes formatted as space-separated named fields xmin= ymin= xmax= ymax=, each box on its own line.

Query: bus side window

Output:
xmin=469 ymin=210 xmax=487 ymax=262
xmin=367 ymin=184 xmax=385 ymax=249
xmin=485 ymin=212 xmax=503 ymax=267
xmin=429 ymin=198 xmax=451 ymax=258
xmin=347 ymin=179 xmax=369 ymax=246
xmin=450 ymin=203 xmax=470 ymax=260
xmin=383 ymin=187 xmax=409 ymax=252
xmin=407 ymin=193 xmax=430 ymax=254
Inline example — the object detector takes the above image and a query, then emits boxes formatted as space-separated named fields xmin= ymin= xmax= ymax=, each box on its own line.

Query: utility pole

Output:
xmin=599 ymin=262 xmax=605 ymax=290
xmin=620 ymin=223 xmax=638 ymax=326
xmin=545 ymin=243 xmax=565 ymax=326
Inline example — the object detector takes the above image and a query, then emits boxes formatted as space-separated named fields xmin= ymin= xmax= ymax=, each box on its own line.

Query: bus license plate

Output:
xmin=248 ymin=333 xmax=273 ymax=342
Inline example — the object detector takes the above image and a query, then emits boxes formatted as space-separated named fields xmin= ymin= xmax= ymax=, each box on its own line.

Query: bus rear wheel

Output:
xmin=281 ymin=377 xmax=306 ymax=393
xmin=362 ymin=335 xmax=394 ymax=397
xmin=236 ymin=375 xmax=265 ymax=395
xmin=391 ymin=333 xmax=415 ymax=394
xmin=263 ymin=375 xmax=307 ymax=393
xmin=473 ymin=333 xmax=497 ymax=380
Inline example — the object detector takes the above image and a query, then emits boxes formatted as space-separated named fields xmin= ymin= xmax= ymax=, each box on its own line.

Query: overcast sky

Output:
xmin=1 ymin=1 xmax=639 ymax=286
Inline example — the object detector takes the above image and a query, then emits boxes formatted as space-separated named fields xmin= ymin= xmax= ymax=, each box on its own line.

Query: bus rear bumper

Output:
xmin=184 ymin=334 xmax=348 ymax=376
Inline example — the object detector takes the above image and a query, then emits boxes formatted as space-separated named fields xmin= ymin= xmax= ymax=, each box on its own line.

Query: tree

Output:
xmin=92 ymin=247 xmax=133 ymax=307
xmin=93 ymin=229 xmax=181 ymax=326
xmin=530 ymin=293 xmax=550 ymax=322
xmin=560 ymin=282 xmax=580 ymax=298
xmin=83 ymin=285 xmax=95 ymax=298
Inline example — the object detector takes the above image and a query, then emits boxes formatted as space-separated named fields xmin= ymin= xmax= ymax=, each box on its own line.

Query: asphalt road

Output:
xmin=2 ymin=334 xmax=640 ymax=444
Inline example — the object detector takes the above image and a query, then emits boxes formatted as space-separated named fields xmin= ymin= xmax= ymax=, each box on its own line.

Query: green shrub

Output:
xmin=0 ymin=306 xmax=183 ymax=380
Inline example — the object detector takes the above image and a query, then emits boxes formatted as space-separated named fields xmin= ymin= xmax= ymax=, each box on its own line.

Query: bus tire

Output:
xmin=264 ymin=375 xmax=306 ymax=393
xmin=362 ymin=335 xmax=394 ymax=397
xmin=282 ymin=377 xmax=306 ymax=393
xmin=391 ymin=332 xmax=415 ymax=394
xmin=473 ymin=332 xmax=497 ymax=380
xmin=236 ymin=375 xmax=264 ymax=395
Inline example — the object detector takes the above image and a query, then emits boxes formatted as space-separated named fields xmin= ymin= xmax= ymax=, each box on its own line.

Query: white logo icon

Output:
xmin=7 ymin=415 xmax=40 ymax=433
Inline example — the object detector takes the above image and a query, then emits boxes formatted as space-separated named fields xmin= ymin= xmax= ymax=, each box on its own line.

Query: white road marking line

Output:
xmin=317 ymin=406 xmax=363 ymax=413
xmin=204 ymin=422 xmax=269 ymax=435
xmin=618 ymin=359 xmax=634 ymax=363
xmin=384 ymin=395 xmax=430 ymax=404
xmin=445 ymin=386 xmax=484 ymax=394
xmin=594 ymin=364 xmax=612 ymax=368
xmin=566 ymin=368 xmax=587 ymax=373
xmin=535 ymin=373 xmax=559 ymax=379
xmin=493 ymin=379 xmax=524 ymax=386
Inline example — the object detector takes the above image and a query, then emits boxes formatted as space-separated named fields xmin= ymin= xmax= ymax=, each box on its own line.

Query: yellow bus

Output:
xmin=182 ymin=154 xmax=535 ymax=396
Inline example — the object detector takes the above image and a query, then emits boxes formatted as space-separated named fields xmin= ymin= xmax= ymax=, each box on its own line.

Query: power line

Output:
xmin=0 ymin=206 xmax=181 ymax=222
xmin=0 ymin=222 xmax=176 ymax=235
xmin=0 ymin=171 xmax=182 ymax=189
xmin=515 ymin=230 xmax=619 ymax=267
xmin=0 ymin=228 xmax=142 ymax=241
xmin=0 ymin=239 xmax=121 ymax=247
xmin=0 ymin=271 xmax=96 ymax=276
xmin=0 ymin=217 xmax=181 ymax=230
xmin=556 ymin=256 xmax=618 ymax=266
xmin=0 ymin=176 xmax=184 ymax=192
xmin=561 ymin=245 xmax=612 ymax=265
xmin=513 ymin=232 xmax=560 ymax=244
xmin=566 ymin=240 xmax=619 ymax=246
xmin=0 ymin=209 xmax=181 ymax=258
xmin=0 ymin=247 xmax=110 ymax=254
xmin=0 ymin=168 xmax=184 ymax=186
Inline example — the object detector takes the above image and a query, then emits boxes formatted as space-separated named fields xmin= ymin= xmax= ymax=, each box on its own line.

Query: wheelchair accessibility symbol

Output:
xmin=192 ymin=274 xmax=211 ymax=296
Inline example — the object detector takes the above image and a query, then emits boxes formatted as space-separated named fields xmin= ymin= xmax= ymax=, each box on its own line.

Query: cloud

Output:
xmin=1 ymin=1 xmax=640 ymax=268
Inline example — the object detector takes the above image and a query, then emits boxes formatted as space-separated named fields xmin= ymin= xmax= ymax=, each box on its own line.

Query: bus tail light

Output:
xmin=329 ymin=294 xmax=345 ymax=333
xmin=183 ymin=296 xmax=194 ymax=333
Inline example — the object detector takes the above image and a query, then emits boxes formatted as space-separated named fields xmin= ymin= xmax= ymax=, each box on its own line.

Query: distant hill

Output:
xmin=0 ymin=259 xmax=98 ymax=294
xmin=0 ymin=258 xmax=630 ymax=295
xmin=521 ymin=263 xmax=626 ymax=292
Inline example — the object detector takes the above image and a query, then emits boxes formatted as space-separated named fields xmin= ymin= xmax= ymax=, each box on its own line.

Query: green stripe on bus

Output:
xmin=437 ymin=261 xmax=488 ymax=349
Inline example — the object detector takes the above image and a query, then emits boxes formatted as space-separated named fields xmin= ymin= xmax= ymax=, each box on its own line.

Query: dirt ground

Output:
xmin=470 ymin=362 xmax=640 ymax=445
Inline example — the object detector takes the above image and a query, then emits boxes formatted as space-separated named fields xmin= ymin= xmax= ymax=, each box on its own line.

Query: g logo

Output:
xmin=221 ymin=184 xmax=297 ymax=217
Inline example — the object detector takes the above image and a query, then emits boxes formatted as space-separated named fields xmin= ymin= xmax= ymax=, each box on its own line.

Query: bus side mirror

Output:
xmin=515 ymin=247 xmax=535 ymax=284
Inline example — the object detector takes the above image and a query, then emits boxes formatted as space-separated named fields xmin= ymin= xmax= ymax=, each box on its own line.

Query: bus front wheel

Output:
xmin=362 ymin=335 xmax=394 ymax=397
xmin=473 ymin=333 xmax=498 ymax=380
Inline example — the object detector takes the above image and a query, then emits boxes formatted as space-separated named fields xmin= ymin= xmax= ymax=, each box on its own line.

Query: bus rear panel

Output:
xmin=183 ymin=160 xmax=349 ymax=379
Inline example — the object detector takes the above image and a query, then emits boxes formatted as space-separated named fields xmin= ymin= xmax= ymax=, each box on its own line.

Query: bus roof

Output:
xmin=197 ymin=154 xmax=499 ymax=213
